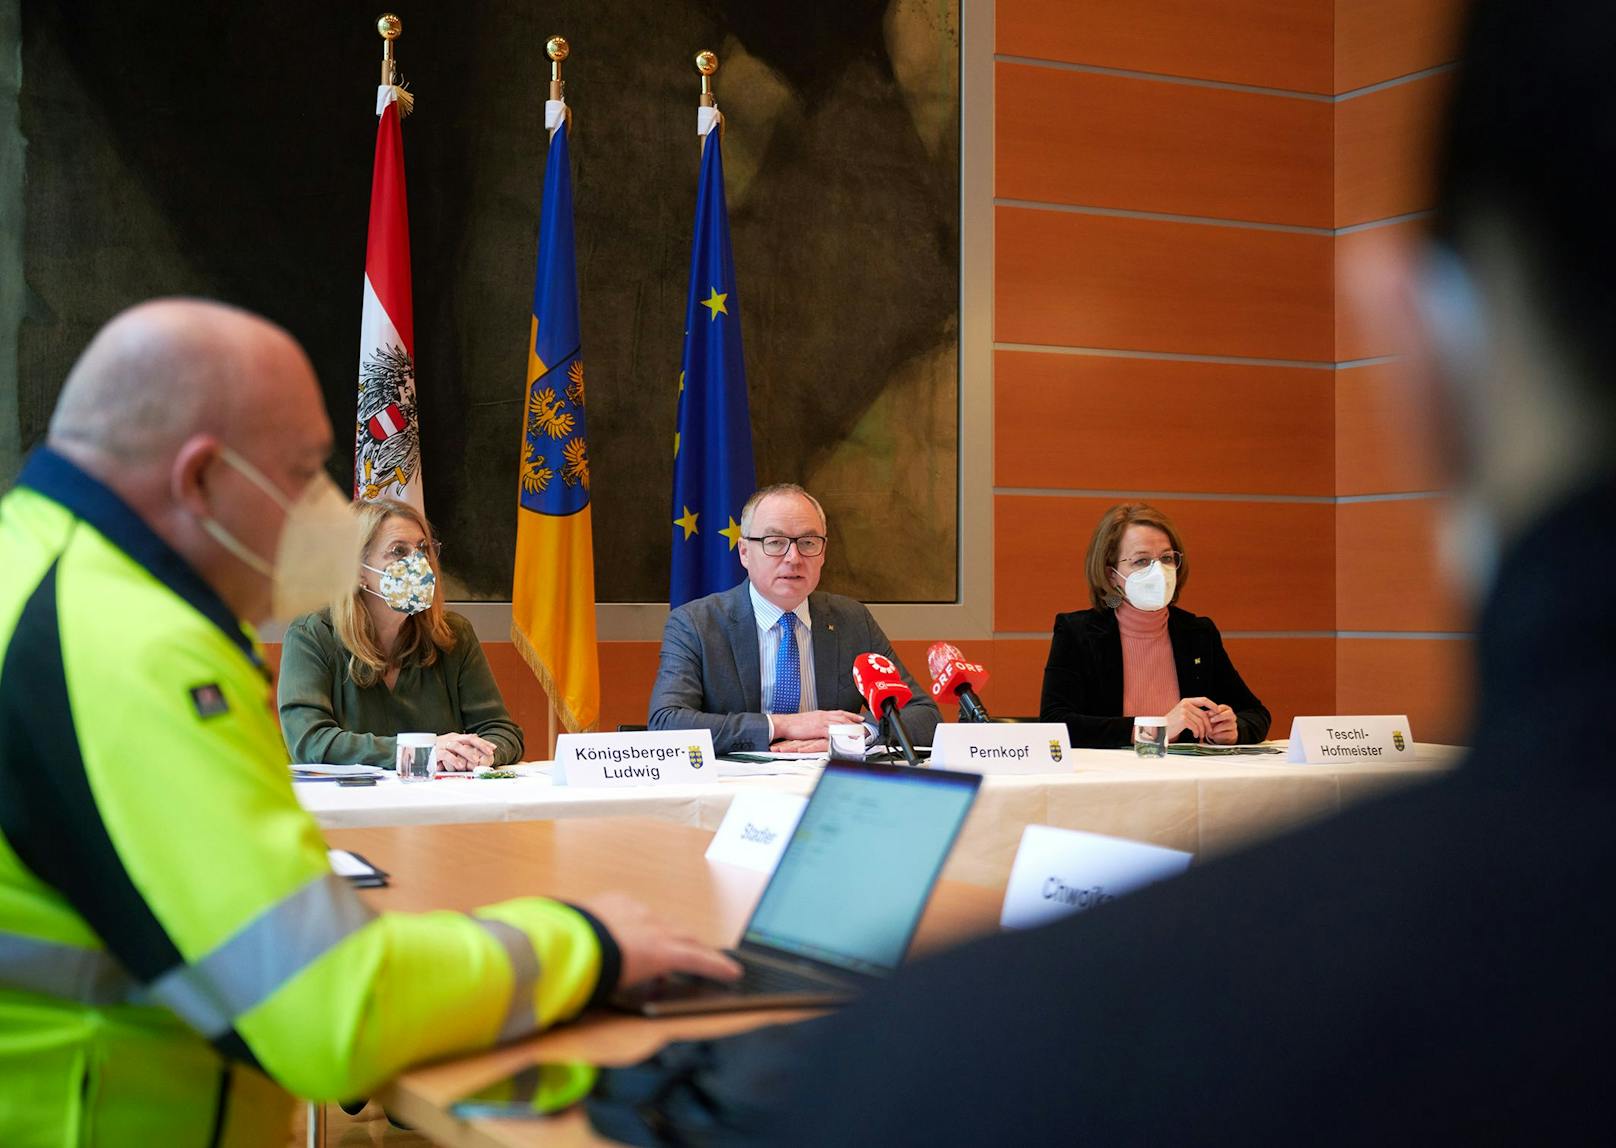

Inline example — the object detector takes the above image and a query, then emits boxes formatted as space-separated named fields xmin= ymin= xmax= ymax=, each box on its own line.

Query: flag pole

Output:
xmin=378 ymin=12 xmax=400 ymax=85
xmin=696 ymin=49 xmax=718 ymax=106
xmin=544 ymin=31 xmax=570 ymax=759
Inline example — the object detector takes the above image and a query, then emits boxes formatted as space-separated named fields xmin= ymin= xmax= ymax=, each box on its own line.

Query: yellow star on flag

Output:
xmin=674 ymin=431 xmax=681 ymax=457
xmin=674 ymin=506 xmax=700 ymax=539
xmin=701 ymin=287 xmax=729 ymax=320
xmin=719 ymin=516 xmax=743 ymax=551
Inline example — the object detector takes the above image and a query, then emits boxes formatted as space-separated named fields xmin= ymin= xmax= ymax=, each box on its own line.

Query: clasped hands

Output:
xmin=1164 ymin=697 xmax=1238 ymax=744
xmin=432 ymin=731 xmax=498 ymax=771
xmin=770 ymin=708 xmax=866 ymax=754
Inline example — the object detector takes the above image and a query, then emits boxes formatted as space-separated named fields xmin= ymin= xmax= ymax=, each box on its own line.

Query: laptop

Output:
xmin=614 ymin=759 xmax=982 ymax=1016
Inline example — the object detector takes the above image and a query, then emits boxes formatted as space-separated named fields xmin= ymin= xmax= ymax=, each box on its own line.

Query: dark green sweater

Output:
xmin=277 ymin=609 xmax=524 ymax=767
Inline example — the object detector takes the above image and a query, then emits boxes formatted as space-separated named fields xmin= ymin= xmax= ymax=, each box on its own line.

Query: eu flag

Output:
xmin=670 ymin=121 xmax=757 ymax=607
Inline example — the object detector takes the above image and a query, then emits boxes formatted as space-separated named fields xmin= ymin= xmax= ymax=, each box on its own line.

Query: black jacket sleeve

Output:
xmin=1039 ymin=611 xmax=1136 ymax=748
xmin=1168 ymin=613 xmax=1272 ymax=743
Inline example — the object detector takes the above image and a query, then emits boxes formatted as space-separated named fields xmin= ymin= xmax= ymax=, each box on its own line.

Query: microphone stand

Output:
xmin=880 ymin=699 xmax=922 ymax=768
xmin=956 ymin=689 xmax=992 ymax=724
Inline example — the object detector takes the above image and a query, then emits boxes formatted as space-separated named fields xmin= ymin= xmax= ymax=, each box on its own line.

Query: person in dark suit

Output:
xmin=1040 ymin=502 xmax=1270 ymax=747
xmin=648 ymin=484 xmax=940 ymax=755
xmin=774 ymin=1 xmax=1616 ymax=1141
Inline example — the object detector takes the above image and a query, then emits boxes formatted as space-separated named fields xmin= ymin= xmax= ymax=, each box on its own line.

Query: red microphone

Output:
xmin=926 ymin=642 xmax=993 ymax=724
xmin=852 ymin=653 xmax=921 ymax=767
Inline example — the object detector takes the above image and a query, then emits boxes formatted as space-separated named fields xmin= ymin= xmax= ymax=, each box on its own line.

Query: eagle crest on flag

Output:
xmin=356 ymin=343 xmax=419 ymax=499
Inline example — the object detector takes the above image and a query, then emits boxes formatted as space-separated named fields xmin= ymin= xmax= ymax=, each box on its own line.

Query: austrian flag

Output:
xmin=355 ymin=83 xmax=422 ymax=508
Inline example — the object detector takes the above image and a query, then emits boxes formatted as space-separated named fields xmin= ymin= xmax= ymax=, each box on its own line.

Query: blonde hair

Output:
xmin=332 ymin=499 xmax=455 ymax=686
xmin=1083 ymin=502 xmax=1189 ymax=610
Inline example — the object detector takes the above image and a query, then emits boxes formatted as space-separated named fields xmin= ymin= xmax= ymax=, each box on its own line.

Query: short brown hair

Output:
xmin=332 ymin=498 xmax=456 ymax=685
xmin=1083 ymin=502 xmax=1188 ymax=609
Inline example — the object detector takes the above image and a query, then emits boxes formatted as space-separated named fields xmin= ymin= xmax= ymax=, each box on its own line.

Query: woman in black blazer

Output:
xmin=1040 ymin=503 xmax=1271 ymax=748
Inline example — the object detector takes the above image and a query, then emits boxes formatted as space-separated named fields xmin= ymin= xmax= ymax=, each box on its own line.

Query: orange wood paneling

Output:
xmin=1336 ymin=637 xmax=1474 ymax=744
xmin=996 ymin=63 xmax=1331 ymax=227
xmin=998 ymin=0 xmax=1334 ymax=95
xmin=998 ymin=207 xmax=1334 ymax=361
xmin=995 ymin=350 xmax=1333 ymax=495
xmin=989 ymin=637 xmax=1057 ymax=718
xmin=1336 ymin=362 xmax=1447 ymax=495
xmin=1335 ymin=0 xmax=1466 ymax=94
xmin=1221 ymin=636 xmax=1336 ymax=733
xmin=1336 ymin=497 xmax=1471 ymax=633
xmin=1334 ymin=218 xmax=1424 ymax=362
xmin=995 ymin=494 xmax=1334 ymax=634
xmin=598 ymin=641 xmax=663 ymax=733
xmin=481 ymin=642 xmax=553 ymax=753
xmin=1334 ymin=73 xmax=1451 ymax=228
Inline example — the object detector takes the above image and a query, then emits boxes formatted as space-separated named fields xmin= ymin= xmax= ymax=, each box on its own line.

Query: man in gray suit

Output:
xmin=648 ymin=484 xmax=941 ymax=755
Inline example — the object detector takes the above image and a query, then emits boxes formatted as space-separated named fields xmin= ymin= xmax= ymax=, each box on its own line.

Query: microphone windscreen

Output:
xmin=925 ymin=643 xmax=991 ymax=702
xmin=852 ymin=652 xmax=914 ymax=713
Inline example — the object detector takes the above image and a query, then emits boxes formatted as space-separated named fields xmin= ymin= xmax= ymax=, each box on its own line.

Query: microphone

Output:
xmin=926 ymin=642 xmax=993 ymax=724
xmin=851 ymin=653 xmax=921 ymax=768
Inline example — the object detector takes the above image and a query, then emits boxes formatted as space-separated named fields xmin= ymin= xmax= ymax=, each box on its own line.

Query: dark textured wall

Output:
xmin=11 ymin=0 xmax=958 ymax=602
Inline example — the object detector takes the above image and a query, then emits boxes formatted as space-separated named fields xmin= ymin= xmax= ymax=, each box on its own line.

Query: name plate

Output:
xmin=704 ymin=791 xmax=809 ymax=873
xmin=1285 ymin=715 xmax=1414 ymax=764
xmin=1001 ymin=825 xmax=1192 ymax=930
xmin=930 ymin=722 xmax=1073 ymax=774
xmin=553 ymin=730 xmax=718 ymax=788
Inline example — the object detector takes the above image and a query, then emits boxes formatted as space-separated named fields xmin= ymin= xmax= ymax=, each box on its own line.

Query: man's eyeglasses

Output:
xmin=1115 ymin=550 xmax=1182 ymax=573
xmin=744 ymin=534 xmax=827 ymax=558
xmin=381 ymin=540 xmax=443 ymax=564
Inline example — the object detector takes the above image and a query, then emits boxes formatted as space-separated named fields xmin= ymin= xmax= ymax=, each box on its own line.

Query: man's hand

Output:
xmin=433 ymin=732 xmax=497 ymax=771
xmin=770 ymin=738 xmax=829 ymax=753
xmin=579 ymin=892 xmax=743 ymax=987
xmin=771 ymin=709 xmax=864 ymax=742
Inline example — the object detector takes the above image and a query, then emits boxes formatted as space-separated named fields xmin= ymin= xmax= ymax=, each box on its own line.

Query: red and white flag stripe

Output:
xmin=355 ymin=84 xmax=422 ymax=508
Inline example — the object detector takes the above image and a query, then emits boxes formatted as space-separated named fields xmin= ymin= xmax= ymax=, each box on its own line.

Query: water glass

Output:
xmin=396 ymin=732 xmax=435 ymax=783
xmin=1133 ymin=717 xmax=1168 ymax=758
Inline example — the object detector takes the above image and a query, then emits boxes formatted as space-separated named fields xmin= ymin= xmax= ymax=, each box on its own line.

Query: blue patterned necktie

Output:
xmin=771 ymin=612 xmax=801 ymax=715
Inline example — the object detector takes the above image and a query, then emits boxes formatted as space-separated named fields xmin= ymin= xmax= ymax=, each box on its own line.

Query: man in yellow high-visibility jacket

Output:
xmin=0 ymin=299 xmax=737 ymax=1147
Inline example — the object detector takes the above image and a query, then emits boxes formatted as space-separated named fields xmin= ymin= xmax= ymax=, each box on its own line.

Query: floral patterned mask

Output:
xmin=362 ymin=551 xmax=437 ymax=615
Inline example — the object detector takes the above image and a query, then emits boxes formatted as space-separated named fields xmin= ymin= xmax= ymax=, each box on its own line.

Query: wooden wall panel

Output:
xmin=998 ymin=207 xmax=1334 ymax=360
xmin=1336 ymin=362 xmax=1446 ymax=495
xmin=995 ymin=350 xmax=1333 ymax=495
xmin=1334 ymin=219 xmax=1424 ymax=362
xmin=1334 ymin=73 xmax=1450 ymax=227
xmin=998 ymin=0 xmax=1334 ymax=95
xmin=1334 ymin=0 xmax=1466 ymax=93
xmin=598 ymin=641 xmax=663 ymax=733
xmin=996 ymin=494 xmax=1334 ymax=634
xmin=1337 ymin=498 xmax=1471 ymax=633
xmin=482 ymin=642 xmax=553 ymax=754
xmin=996 ymin=63 xmax=1331 ymax=226
xmin=1221 ymin=636 xmax=1336 ymax=733
xmin=1337 ymin=637 xmax=1474 ymax=744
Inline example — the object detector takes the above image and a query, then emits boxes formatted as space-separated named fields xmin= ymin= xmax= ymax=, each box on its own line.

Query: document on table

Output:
xmin=292 ymin=763 xmax=389 ymax=779
xmin=1165 ymin=743 xmax=1286 ymax=757
xmin=717 ymin=754 xmax=825 ymax=777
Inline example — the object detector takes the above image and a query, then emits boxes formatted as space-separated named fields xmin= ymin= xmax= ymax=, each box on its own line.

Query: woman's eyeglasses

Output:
xmin=381 ymin=540 xmax=443 ymax=564
xmin=1115 ymin=550 xmax=1182 ymax=573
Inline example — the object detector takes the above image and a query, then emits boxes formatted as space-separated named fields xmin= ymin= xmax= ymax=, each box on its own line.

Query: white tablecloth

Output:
xmin=298 ymin=746 xmax=1462 ymax=888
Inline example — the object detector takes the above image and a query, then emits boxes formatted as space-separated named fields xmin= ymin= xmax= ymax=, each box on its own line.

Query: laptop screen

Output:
xmin=740 ymin=761 xmax=980 ymax=977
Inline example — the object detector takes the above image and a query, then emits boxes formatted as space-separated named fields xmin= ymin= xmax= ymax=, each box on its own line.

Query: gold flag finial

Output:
xmin=547 ymin=35 xmax=569 ymax=101
xmin=695 ymin=50 xmax=718 ymax=106
xmin=376 ymin=13 xmax=414 ymax=117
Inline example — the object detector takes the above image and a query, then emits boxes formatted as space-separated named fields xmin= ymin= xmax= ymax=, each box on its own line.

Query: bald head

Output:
xmin=45 ymin=298 xmax=336 ymax=626
xmin=49 ymin=298 xmax=318 ymax=465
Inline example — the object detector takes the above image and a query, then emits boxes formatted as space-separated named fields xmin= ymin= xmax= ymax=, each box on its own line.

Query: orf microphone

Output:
xmin=926 ymin=642 xmax=993 ymax=723
xmin=851 ymin=653 xmax=921 ymax=767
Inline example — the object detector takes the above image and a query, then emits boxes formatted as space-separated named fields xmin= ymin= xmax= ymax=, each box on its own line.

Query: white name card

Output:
xmin=553 ymin=730 xmax=718 ymax=788
xmin=930 ymin=722 xmax=1073 ymax=774
xmin=704 ymin=791 xmax=809 ymax=873
xmin=1285 ymin=715 xmax=1414 ymax=764
xmin=1000 ymin=825 xmax=1193 ymax=930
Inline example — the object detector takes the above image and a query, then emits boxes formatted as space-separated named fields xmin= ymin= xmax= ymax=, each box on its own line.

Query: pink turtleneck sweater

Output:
xmin=1118 ymin=601 xmax=1180 ymax=719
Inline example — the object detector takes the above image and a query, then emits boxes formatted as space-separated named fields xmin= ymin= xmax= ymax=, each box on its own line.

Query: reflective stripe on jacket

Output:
xmin=0 ymin=449 xmax=619 ymax=1147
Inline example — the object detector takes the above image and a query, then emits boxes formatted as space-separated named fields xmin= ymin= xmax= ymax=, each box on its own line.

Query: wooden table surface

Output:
xmin=326 ymin=818 xmax=1002 ymax=1147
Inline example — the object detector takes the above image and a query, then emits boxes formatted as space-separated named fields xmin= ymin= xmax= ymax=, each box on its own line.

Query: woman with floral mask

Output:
xmin=1039 ymin=503 xmax=1270 ymax=748
xmin=277 ymin=498 xmax=523 ymax=770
